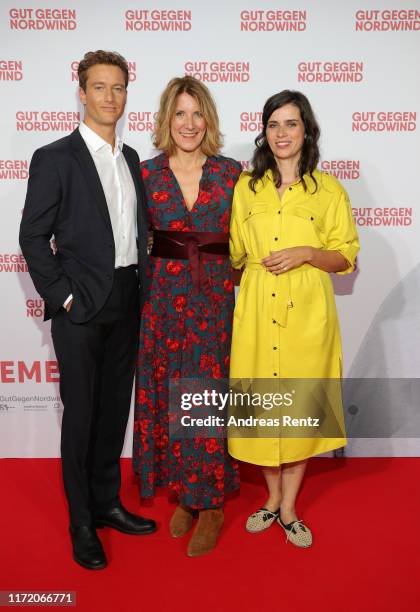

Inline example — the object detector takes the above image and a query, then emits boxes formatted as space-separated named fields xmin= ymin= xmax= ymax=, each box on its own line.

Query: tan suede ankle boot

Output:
xmin=169 ymin=505 xmax=195 ymax=538
xmin=187 ymin=508 xmax=224 ymax=557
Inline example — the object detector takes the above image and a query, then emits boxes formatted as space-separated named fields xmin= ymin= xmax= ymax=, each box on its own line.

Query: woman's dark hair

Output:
xmin=249 ymin=90 xmax=320 ymax=193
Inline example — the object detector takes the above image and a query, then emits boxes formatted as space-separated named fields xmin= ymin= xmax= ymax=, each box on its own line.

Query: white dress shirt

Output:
xmin=79 ymin=121 xmax=137 ymax=267
xmin=64 ymin=122 xmax=138 ymax=307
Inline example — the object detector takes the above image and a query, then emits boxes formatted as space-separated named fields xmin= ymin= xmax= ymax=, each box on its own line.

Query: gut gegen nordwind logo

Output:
xmin=0 ymin=160 xmax=28 ymax=179
xmin=239 ymin=111 xmax=262 ymax=133
xmin=125 ymin=9 xmax=192 ymax=31
xmin=321 ymin=160 xmax=360 ymax=181
xmin=297 ymin=61 xmax=364 ymax=83
xmin=9 ymin=7 xmax=77 ymax=30
xmin=239 ymin=9 xmax=307 ymax=31
xmin=26 ymin=298 xmax=44 ymax=318
xmin=0 ymin=254 xmax=28 ymax=273
xmin=355 ymin=9 xmax=420 ymax=31
xmin=352 ymin=111 xmax=416 ymax=132
xmin=184 ymin=61 xmax=250 ymax=83
xmin=16 ymin=111 xmax=80 ymax=132
xmin=0 ymin=60 xmax=23 ymax=81
xmin=127 ymin=111 xmax=157 ymax=133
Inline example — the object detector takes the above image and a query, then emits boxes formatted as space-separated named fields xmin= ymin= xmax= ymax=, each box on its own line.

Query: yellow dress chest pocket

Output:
xmin=243 ymin=203 xmax=272 ymax=236
xmin=244 ymin=202 xmax=269 ymax=220
xmin=282 ymin=205 xmax=324 ymax=247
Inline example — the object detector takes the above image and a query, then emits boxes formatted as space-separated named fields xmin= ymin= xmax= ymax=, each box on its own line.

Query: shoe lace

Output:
xmin=253 ymin=509 xmax=276 ymax=522
xmin=284 ymin=520 xmax=305 ymax=542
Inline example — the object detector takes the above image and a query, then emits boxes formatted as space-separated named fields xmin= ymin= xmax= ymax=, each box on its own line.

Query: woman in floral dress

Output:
xmin=133 ymin=76 xmax=241 ymax=557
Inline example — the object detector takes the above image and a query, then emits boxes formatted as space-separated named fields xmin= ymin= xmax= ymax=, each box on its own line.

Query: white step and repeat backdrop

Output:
xmin=1 ymin=0 xmax=419 ymax=457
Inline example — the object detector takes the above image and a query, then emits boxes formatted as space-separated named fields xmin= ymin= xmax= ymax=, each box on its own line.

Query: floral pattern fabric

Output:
xmin=133 ymin=153 xmax=241 ymax=508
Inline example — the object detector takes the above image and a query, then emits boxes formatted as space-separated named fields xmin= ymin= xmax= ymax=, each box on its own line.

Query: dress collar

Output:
xmin=266 ymin=168 xmax=319 ymax=191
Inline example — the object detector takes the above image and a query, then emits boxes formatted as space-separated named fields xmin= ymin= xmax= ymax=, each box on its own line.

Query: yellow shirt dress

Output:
xmin=228 ymin=169 xmax=359 ymax=466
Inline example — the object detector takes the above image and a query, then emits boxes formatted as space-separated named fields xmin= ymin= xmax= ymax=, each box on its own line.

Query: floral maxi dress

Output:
xmin=133 ymin=153 xmax=241 ymax=509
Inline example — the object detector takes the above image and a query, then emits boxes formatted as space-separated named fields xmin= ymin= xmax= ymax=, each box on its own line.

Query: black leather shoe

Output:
xmin=70 ymin=525 xmax=107 ymax=570
xmin=94 ymin=505 xmax=157 ymax=535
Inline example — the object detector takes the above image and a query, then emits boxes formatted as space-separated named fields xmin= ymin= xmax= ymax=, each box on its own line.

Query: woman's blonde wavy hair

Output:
xmin=153 ymin=76 xmax=223 ymax=156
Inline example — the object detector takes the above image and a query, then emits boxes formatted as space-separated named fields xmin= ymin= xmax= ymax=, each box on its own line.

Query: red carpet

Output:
xmin=1 ymin=458 xmax=418 ymax=611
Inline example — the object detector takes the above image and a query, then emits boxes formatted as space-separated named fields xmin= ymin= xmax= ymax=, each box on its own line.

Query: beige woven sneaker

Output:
xmin=246 ymin=508 xmax=279 ymax=533
xmin=277 ymin=516 xmax=313 ymax=547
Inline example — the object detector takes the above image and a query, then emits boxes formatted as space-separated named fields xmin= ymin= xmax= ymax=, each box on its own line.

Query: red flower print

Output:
xmin=152 ymin=191 xmax=170 ymax=202
xmin=205 ymin=438 xmax=218 ymax=454
xmin=166 ymin=261 xmax=184 ymax=275
xmin=218 ymin=209 xmax=229 ymax=230
xmin=142 ymin=302 xmax=152 ymax=315
xmin=225 ymin=178 xmax=234 ymax=189
xmin=223 ymin=279 xmax=234 ymax=292
xmin=212 ymin=363 xmax=222 ymax=379
xmin=156 ymin=432 xmax=169 ymax=449
xmin=169 ymin=219 xmax=186 ymax=230
xmin=172 ymin=441 xmax=181 ymax=457
xmin=188 ymin=473 xmax=198 ymax=483
xmin=166 ymin=338 xmax=180 ymax=352
xmin=155 ymin=365 xmax=166 ymax=380
xmin=173 ymin=295 xmax=187 ymax=312
xmin=140 ymin=419 xmax=150 ymax=434
xmin=198 ymin=320 xmax=208 ymax=331
xmin=199 ymin=354 xmax=214 ymax=370
xmin=140 ymin=434 xmax=149 ymax=452
xmin=197 ymin=191 xmax=211 ymax=204
xmin=137 ymin=388 xmax=147 ymax=404
xmin=214 ymin=464 xmax=225 ymax=480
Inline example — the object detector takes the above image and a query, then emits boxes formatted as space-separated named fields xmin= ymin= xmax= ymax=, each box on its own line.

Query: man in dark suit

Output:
xmin=19 ymin=50 xmax=156 ymax=570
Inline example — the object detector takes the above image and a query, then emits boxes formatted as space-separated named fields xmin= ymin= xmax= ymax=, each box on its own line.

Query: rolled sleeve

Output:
xmin=324 ymin=187 xmax=359 ymax=274
xmin=229 ymin=189 xmax=247 ymax=270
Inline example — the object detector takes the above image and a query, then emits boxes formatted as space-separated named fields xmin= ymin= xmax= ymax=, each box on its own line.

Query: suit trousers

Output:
xmin=51 ymin=266 xmax=139 ymax=527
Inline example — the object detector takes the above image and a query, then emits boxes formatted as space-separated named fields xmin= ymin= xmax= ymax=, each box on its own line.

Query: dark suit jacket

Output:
xmin=19 ymin=128 xmax=148 ymax=323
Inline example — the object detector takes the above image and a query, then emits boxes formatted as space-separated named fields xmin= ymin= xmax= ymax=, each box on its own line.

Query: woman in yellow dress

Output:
xmin=228 ymin=90 xmax=359 ymax=547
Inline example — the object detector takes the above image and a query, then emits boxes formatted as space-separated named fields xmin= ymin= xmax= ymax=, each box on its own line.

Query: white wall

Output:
xmin=1 ymin=0 xmax=419 ymax=456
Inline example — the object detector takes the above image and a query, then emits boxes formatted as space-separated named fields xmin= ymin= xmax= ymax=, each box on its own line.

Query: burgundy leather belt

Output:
xmin=151 ymin=230 xmax=229 ymax=297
